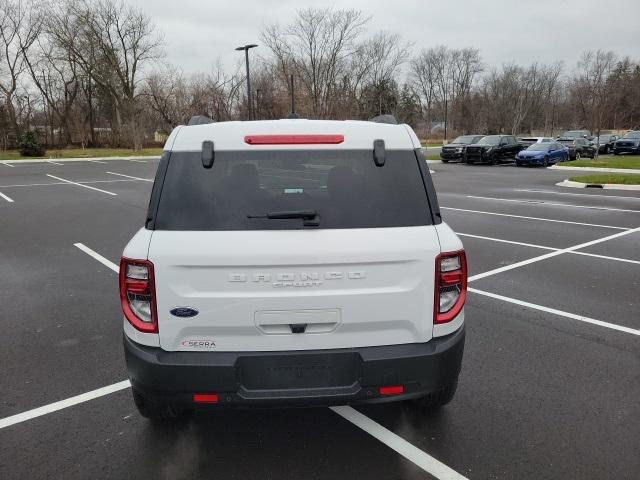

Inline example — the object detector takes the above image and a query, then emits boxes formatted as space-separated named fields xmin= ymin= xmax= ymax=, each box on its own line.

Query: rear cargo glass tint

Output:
xmin=153 ymin=150 xmax=432 ymax=230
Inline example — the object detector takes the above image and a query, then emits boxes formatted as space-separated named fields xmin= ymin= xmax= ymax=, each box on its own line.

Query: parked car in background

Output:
xmin=559 ymin=130 xmax=593 ymax=140
xmin=465 ymin=135 xmax=524 ymax=165
xmin=557 ymin=137 xmax=595 ymax=160
xmin=440 ymin=135 xmax=484 ymax=163
xmin=518 ymin=137 xmax=554 ymax=148
xmin=592 ymin=134 xmax=618 ymax=154
xmin=515 ymin=142 xmax=569 ymax=167
xmin=613 ymin=131 xmax=640 ymax=155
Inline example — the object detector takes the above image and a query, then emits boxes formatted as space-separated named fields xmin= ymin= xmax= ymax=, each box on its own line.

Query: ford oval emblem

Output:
xmin=170 ymin=307 xmax=199 ymax=318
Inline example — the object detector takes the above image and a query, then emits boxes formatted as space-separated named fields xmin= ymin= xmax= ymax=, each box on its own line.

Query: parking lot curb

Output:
xmin=549 ymin=165 xmax=640 ymax=174
xmin=556 ymin=179 xmax=640 ymax=191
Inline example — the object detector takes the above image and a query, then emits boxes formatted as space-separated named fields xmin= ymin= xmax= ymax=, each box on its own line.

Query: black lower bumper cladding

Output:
xmin=124 ymin=325 xmax=465 ymax=407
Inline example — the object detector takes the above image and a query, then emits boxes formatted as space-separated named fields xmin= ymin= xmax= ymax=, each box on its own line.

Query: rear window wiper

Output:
xmin=247 ymin=210 xmax=320 ymax=227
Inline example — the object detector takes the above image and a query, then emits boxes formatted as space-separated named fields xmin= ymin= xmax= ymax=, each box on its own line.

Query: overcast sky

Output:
xmin=128 ymin=0 xmax=640 ymax=76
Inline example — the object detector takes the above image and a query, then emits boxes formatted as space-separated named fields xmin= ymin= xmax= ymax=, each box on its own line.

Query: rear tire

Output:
xmin=132 ymin=389 xmax=179 ymax=421
xmin=489 ymin=155 xmax=498 ymax=166
xmin=412 ymin=380 xmax=458 ymax=410
xmin=543 ymin=156 xmax=549 ymax=167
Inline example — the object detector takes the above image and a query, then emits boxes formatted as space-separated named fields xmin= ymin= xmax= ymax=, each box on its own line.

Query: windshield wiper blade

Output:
xmin=247 ymin=210 xmax=320 ymax=227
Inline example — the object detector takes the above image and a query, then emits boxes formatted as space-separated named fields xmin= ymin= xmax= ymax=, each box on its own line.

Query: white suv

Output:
xmin=120 ymin=119 xmax=466 ymax=419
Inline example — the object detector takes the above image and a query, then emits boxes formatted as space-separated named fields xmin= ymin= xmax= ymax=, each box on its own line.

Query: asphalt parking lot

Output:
xmin=1 ymin=158 xmax=638 ymax=479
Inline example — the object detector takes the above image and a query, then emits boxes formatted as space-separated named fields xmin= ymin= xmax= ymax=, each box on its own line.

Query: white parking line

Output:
xmin=88 ymin=160 xmax=108 ymax=164
xmin=466 ymin=195 xmax=640 ymax=214
xmin=468 ymin=226 xmax=640 ymax=282
xmin=106 ymin=171 xmax=153 ymax=182
xmin=74 ymin=243 xmax=119 ymax=272
xmin=456 ymin=232 xmax=640 ymax=266
xmin=469 ymin=288 xmax=640 ymax=336
xmin=48 ymin=160 xmax=64 ymax=166
xmin=331 ymin=406 xmax=468 ymax=480
xmin=441 ymin=206 xmax=630 ymax=231
xmin=456 ymin=232 xmax=556 ymax=251
xmin=1 ymin=162 xmax=15 ymax=167
xmin=46 ymin=174 xmax=117 ymax=196
xmin=515 ymin=189 xmax=640 ymax=201
xmin=0 ymin=191 xmax=15 ymax=202
xmin=128 ymin=159 xmax=147 ymax=163
xmin=0 ymin=381 xmax=131 ymax=430
xmin=0 ymin=179 xmax=144 ymax=188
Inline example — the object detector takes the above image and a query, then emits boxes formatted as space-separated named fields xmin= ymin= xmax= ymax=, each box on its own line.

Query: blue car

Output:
xmin=515 ymin=141 xmax=569 ymax=167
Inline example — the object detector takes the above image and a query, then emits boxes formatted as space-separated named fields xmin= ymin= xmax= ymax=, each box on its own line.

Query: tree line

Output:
xmin=1 ymin=1 xmax=639 ymax=150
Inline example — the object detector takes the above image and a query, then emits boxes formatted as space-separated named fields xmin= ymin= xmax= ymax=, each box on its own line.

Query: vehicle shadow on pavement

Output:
xmin=134 ymin=407 xmax=427 ymax=480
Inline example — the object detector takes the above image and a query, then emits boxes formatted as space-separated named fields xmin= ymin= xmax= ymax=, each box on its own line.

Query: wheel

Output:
xmin=132 ymin=388 xmax=179 ymax=420
xmin=604 ymin=146 xmax=610 ymax=154
xmin=543 ymin=156 xmax=549 ymax=167
xmin=515 ymin=161 xmax=522 ymax=167
xmin=613 ymin=151 xmax=619 ymax=156
xmin=441 ymin=159 xmax=449 ymax=163
xmin=575 ymin=151 xmax=581 ymax=161
xmin=412 ymin=380 xmax=458 ymax=410
xmin=489 ymin=154 xmax=498 ymax=166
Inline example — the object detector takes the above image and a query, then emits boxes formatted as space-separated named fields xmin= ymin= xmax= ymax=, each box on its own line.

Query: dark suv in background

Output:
xmin=557 ymin=137 xmax=595 ymax=160
xmin=559 ymin=130 xmax=593 ymax=141
xmin=593 ymin=134 xmax=618 ymax=154
xmin=440 ymin=135 xmax=484 ymax=163
xmin=465 ymin=135 xmax=524 ymax=165
xmin=613 ymin=131 xmax=640 ymax=155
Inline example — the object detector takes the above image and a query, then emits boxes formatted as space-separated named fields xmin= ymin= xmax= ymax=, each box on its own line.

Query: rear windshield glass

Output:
xmin=153 ymin=150 xmax=432 ymax=230
xmin=451 ymin=136 xmax=477 ymax=144
xmin=527 ymin=144 xmax=549 ymax=151
xmin=477 ymin=135 xmax=501 ymax=145
xmin=622 ymin=131 xmax=640 ymax=139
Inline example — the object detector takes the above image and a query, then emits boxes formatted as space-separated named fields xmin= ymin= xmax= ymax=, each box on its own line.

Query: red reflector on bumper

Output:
xmin=379 ymin=385 xmax=404 ymax=396
xmin=244 ymin=134 xmax=344 ymax=145
xmin=193 ymin=393 xmax=219 ymax=404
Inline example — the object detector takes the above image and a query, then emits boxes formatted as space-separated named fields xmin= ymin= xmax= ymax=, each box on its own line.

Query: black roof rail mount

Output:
xmin=373 ymin=139 xmax=386 ymax=167
xmin=202 ymin=140 xmax=214 ymax=168
xmin=188 ymin=115 xmax=215 ymax=126
xmin=369 ymin=114 xmax=398 ymax=125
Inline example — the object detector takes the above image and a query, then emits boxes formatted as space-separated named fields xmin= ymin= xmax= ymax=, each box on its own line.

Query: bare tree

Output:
xmin=48 ymin=0 xmax=164 ymax=149
xmin=0 ymin=0 xmax=41 ymax=146
xmin=262 ymin=8 xmax=368 ymax=118
xmin=575 ymin=50 xmax=616 ymax=153
xmin=410 ymin=49 xmax=439 ymax=135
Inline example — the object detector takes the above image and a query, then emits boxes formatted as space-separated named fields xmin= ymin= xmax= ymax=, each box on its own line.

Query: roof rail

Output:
xmin=188 ymin=115 xmax=215 ymax=126
xmin=369 ymin=114 xmax=398 ymax=125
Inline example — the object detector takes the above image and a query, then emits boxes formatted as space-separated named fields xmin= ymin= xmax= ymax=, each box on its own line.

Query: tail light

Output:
xmin=434 ymin=250 xmax=467 ymax=324
xmin=119 ymin=257 xmax=158 ymax=333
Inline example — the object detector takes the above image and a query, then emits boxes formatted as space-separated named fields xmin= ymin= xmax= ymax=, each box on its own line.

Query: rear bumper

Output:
xmin=124 ymin=325 xmax=465 ymax=407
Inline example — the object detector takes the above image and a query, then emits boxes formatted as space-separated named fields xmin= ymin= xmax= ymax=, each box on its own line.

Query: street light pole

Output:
xmin=235 ymin=44 xmax=258 ymax=120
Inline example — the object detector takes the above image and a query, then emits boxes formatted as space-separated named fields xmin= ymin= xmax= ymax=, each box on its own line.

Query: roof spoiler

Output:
xmin=188 ymin=115 xmax=215 ymax=126
xmin=369 ymin=114 xmax=398 ymax=125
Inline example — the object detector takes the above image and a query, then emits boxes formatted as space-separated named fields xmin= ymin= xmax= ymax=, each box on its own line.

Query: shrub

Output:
xmin=19 ymin=131 xmax=46 ymax=157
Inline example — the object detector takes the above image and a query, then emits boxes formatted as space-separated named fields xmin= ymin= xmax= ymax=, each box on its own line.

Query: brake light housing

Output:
xmin=434 ymin=250 xmax=467 ymax=324
xmin=119 ymin=257 xmax=158 ymax=333
xmin=244 ymin=134 xmax=344 ymax=145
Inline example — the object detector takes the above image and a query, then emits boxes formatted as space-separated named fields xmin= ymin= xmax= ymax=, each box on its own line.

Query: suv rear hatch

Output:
xmin=148 ymin=149 xmax=440 ymax=352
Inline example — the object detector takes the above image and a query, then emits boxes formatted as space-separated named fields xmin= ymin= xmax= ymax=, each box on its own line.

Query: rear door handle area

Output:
xmin=255 ymin=309 xmax=341 ymax=335
xmin=290 ymin=324 xmax=307 ymax=334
